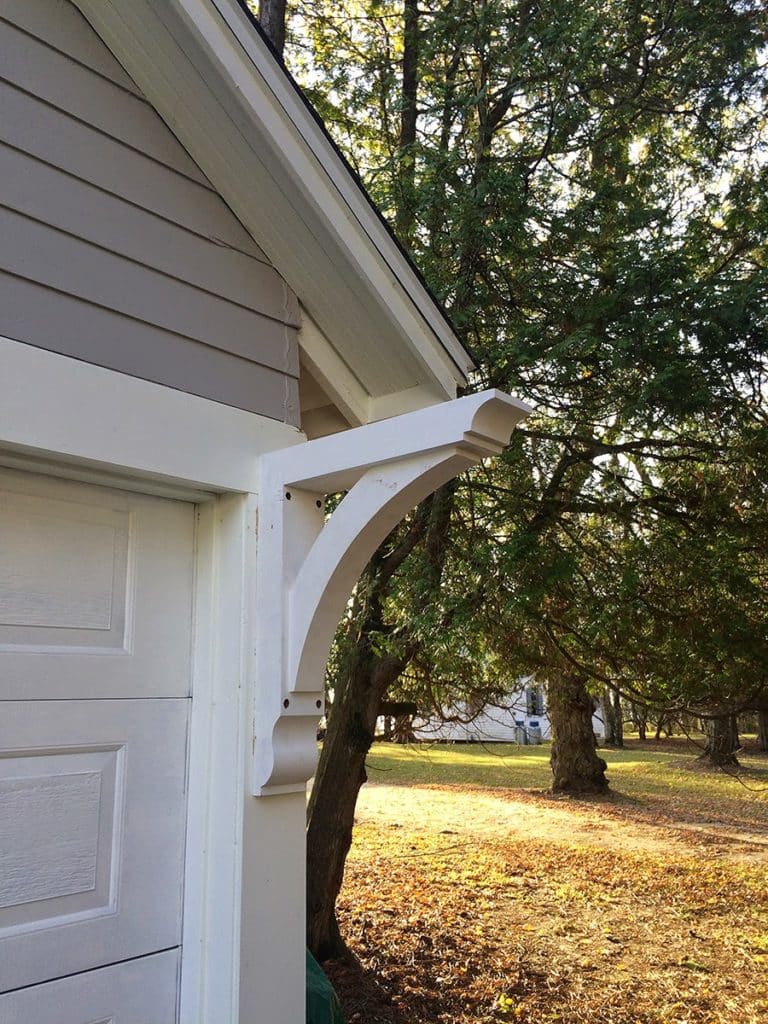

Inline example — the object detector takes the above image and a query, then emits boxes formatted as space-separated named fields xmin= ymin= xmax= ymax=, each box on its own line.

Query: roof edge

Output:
xmin=230 ymin=0 xmax=477 ymax=378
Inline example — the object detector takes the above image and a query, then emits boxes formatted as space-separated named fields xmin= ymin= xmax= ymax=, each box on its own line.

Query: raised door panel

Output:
xmin=0 ymin=948 xmax=179 ymax=1022
xmin=0 ymin=699 xmax=188 ymax=992
xmin=0 ymin=468 xmax=194 ymax=699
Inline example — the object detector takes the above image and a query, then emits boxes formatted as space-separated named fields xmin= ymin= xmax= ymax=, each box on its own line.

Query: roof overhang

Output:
xmin=73 ymin=0 xmax=474 ymax=411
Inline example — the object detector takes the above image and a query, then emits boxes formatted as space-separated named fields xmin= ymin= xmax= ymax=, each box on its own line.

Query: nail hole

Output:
xmin=285 ymin=491 xmax=292 ymax=501
xmin=316 ymin=499 xmax=323 ymax=508
xmin=283 ymin=698 xmax=290 ymax=708
xmin=316 ymin=700 xmax=322 ymax=709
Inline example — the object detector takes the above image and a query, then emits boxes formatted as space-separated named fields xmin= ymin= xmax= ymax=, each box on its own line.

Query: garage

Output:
xmin=0 ymin=468 xmax=194 ymax=1019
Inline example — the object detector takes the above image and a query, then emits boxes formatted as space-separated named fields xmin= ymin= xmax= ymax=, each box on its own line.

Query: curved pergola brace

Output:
xmin=252 ymin=390 xmax=531 ymax=795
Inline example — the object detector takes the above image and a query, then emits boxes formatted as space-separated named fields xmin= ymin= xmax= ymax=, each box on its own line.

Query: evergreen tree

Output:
xmin=268 ymin=0 xmax=768 ymax=955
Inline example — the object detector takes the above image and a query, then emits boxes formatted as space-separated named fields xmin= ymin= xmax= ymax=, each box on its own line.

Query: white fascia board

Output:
xmin=73 ymin=0 xmax=472 ymax=406
xmin=0 ymin=337 xmax=301 ymax=494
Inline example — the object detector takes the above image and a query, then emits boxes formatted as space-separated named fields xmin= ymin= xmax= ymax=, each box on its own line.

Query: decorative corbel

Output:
xmin=252 ymin=389 xmax=531 ymax=795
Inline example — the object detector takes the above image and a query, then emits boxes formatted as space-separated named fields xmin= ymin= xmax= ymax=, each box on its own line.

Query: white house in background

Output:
xmin=0 ymin=2 xmax=530 ymax=1021
xmin=414 ymin=679 xmax=606 ymax=744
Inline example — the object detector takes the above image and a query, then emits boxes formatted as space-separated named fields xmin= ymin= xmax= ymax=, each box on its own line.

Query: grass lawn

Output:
xmin=365 ymin=738 xmax=768 ymax=829
xmin=325 ymin=738 xmax=768 ymax=1024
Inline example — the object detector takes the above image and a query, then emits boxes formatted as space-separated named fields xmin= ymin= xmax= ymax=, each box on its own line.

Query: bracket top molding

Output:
xmin=253 ymin=390 xmax=531 ymax=795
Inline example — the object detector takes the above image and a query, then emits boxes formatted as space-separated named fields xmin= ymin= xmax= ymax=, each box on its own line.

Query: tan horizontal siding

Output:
xmin=0 ymin=0 xmax=142 ymax=95
xmin=0 ymin=145 xmax=299 ymax=324
xmin=0 ymin=18 xmax=208 ymax=185
xmin=0 ymin=144 xmax=301 ymax=323
xmin=0 ymin=0 xmax=301 ymax=424
xmin=1 ymin=83 xmax=263 ymax=256
xmin=0 ymin=273 xmax=299 ymax=423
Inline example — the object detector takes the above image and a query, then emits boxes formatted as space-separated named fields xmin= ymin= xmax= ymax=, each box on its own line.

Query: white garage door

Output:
xmin=0 ymin=468 xmax=195 ymax=1021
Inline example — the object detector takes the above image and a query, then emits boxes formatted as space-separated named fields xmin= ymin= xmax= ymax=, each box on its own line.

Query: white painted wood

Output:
xmin=0 ymin=489 xmax=128 ymax=644
xmin=0 ymin=468 xmax=193 ymax=697
xmin=0 ymin=337 xmax=302 ymax=494
xmin=369 ymin=384 xmax=444 ymax=421
xmin=0 ymin=762 xmax=106 ymax=912
xmin=180 ymin=495 xmax=249 ymax=1024
xmin=253 ymin=391 xmax=531 ymax=794
xmin=240 ymin=792 xmax=307 ymax=1024
xmin=0 ymin=948 xmax=180 ymax=1022
xmin=0 ymin=340 xmax=311 ymax=1022
xmin=265 ymin=389 xmax=531 ymax=493
xmin=0 ymin=466 xmax=194 ymax=1007
xmin=298 ymin=315 xmax=367 ymax=427
xmin=181 ymin=492 xmax=308 ymax=1024
xmin=0 ymin=698 xmax=189 ymax=992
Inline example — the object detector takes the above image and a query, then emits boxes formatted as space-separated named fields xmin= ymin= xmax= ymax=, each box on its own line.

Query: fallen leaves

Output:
xmin=322 ymin=755 xmax=768 ymax=1024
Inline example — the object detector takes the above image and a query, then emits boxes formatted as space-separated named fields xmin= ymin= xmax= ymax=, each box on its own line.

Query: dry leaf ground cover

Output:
xmin=322 ymin=739 xmax=768 ymax=1024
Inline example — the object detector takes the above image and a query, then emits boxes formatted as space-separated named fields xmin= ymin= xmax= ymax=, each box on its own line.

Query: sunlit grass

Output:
xmin=364 ymin=738 xmax=768 ymax=823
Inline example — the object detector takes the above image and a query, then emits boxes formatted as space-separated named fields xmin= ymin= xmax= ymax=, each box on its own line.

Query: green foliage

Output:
xmin=288 ymin=0 xmax=768 ymax=719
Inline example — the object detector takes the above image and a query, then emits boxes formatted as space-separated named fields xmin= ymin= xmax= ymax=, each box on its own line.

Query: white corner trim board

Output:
xmin=253 ymin=390 xmax=532 ymax=795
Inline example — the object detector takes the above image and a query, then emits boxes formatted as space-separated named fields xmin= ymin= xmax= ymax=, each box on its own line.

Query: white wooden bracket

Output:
xmin=253 ymin=389 xmax=531 ymax=794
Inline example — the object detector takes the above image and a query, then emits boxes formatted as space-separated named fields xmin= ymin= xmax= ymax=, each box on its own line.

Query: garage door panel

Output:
xmin=0 ymin=746 xmax=120 ymax=929
xmin=0 ymin=468 xmax=194 ymax=698
xmin=0 ymin=699 xmax=188 ymax=993
xmin=0 ymin=489 xmax=130 ymax=647
xmin=0 ymin=948 xmax=179 ymax=1022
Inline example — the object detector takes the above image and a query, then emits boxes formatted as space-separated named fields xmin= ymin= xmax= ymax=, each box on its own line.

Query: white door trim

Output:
xmin=0 ymin=339 xmax=303 ymax=1022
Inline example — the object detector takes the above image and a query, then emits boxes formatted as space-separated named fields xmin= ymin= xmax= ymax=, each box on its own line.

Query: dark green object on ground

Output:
xmin=306 ymin=949 xmax=345 ymax=1024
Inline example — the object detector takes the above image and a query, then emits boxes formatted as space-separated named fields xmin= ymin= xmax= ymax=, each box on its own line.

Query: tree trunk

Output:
xmin=630 ymin=701 xmax=648 ymax=741
xmin=306 ymin=488 xmax=453 ymax=958
xmin=549 ymin=672 xmax=609 ymax=793
xmin=306 ymin=641 xmax=406 ymax=959
xmin=393 ymin=713 xmax=415 ymax=743
xmin=611 ymin=689 xmax=624 ymax=747
xmin=258 ymin=0 xmax=287 ymax=55
xmin=395 ymin=0 xmax=419 ymax=242
xmin=601 ymin=687 xmax=616 ymax=745
xmin=699 ymin=714 xmax=740 ymax=767
xmin=601 ymin=687 xmax=623 ymax=747
xmin=757 ymin=708 xmax=768 ymax=752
